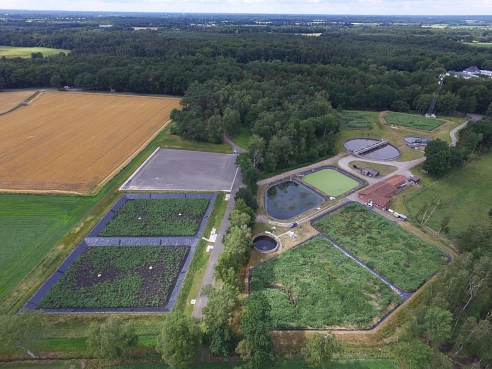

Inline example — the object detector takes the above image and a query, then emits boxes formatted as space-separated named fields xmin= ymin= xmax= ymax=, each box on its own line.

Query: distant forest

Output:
xmin=1 ymin=13 xmax=492 ymax=172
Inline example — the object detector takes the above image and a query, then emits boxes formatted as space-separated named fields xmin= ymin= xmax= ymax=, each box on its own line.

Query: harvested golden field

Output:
xmin=0 ymin=90 xmax=37 ymax=114
xmin=0 ymin=92 xmax=180 ymax=193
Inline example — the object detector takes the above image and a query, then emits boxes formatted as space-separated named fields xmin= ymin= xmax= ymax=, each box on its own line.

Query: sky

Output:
xmin=0 ymin=0 xmax=491 ymax=15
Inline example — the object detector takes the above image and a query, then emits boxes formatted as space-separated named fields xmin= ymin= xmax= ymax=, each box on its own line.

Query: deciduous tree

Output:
xmin=301 ymin=333 xmax=343 ymax=368
xmin=87 ymin=317 xmax=138 ymax=360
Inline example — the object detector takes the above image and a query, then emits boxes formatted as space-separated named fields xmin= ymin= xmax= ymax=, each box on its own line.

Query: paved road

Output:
xmin=192 ymin=136 xmax=245 ymax=318
xmin=449 ymin=114 xmax=483 ymax=146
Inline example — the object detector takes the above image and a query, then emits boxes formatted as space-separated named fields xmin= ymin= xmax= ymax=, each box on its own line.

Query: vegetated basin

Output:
xmin=253 ymin=233 xmax=279 ymax=254
xmin=303 ymin=167 xmax=361 ymax=196
xmin=265 ymin=180 xmax=324 ymax=220
xmin=403 ymin=136 xmax=430 ymax=146
xmin=343 ymin=138 xmax=400 ymax=160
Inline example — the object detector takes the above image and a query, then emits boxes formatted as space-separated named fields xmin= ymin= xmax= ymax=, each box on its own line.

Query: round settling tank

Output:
xmin=343 ymin=138 xmax=400 ymax=160
xmin=253 ymin=233 xmax=280 ymax=254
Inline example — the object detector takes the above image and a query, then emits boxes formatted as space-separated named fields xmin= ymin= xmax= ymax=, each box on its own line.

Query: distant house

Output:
xmin=362 ymin=167 xmax=380 ymax=177
xmin=447 ymin=71 xmax=479 ymax=79
xmin=358 ymin=175 xmax=406 ymax=210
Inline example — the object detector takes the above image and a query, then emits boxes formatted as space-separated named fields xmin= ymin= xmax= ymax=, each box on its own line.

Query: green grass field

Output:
xmin=406 ymin=153 xmax=492 ymax=238
xmin=339 ymin=111 xmax=371 ymax=130
xmin=109 ymin=360 xmax=398 ymax=369
xmin=0 ymin=46 xmax=70 ymax=58
xmin=466 ymin=42 xmax=492 ymax=48
xmin=314 ymin=203 xmax=448 ymax=291
xmin=250 ymin=237 xmax=400 ymax=329
xmin=0 ymin=195 xmax=96 ymax=304
xmin=303 ymin=169 xmax=360 ymax=196
xmin=384 ymin=112 xmax=446 ymax=131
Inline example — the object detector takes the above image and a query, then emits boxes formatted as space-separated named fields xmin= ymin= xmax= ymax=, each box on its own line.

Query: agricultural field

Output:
xmin=338 ymin=111 xmax=371 ymax=129
xmin=0 ymin=91 xmax=37 ymax=114
xmin=313 ymin=203 xmax=448 ymax=291
xmin=384 ymin=112 xmax=446 ymax=131
xmin=0 ymin=46 xmax=70 ymax=58
xmin=0 ymin=194 xmax=95 ymax=305
xmin=303 ymin=168 xmax=360 ymax=196
xmin=99 ymin=198 xmax=209 ymax=237
xmin=0 ymin=92 xmax=180 ymax=193
xmin=406 ymin=153 xmax=492 ymax=238
xmin=38 ymin=246 xmax=189 ymax=309
xmin=249 ymin=237 xmax=400 ymax=329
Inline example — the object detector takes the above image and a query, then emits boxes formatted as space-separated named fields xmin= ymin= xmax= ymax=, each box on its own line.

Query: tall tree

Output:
xmin=301 ymin=333 xmax=343 ymax=368
xmin=156 ymin=312 xmax=202 ymax=369
xmin=423 ymin=139 xmax=451 ymax=176
xmin=203 ymin=284 xmax=239 ymax=357
xmin=423 ymin=307 xmax=453 ymax=346
xmin=236 ymin=293 xmax=276 ymax=369
xmin=0 ymin=310 xmax=43 ymax=359
xmin=87 ymin=317 xmax=138 ymax=360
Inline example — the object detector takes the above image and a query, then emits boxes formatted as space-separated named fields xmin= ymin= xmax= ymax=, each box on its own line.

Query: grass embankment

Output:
xmin=384 ymin=112 xmax=446 ymax=131
xmin=313 ymin=203 xmax=448 ymax=291
xmin=250 ymin=237 xmax=400 ymax=329
xmin=303 ymin=169 xmax=360 ymax=196
xmin=0 ymin=46 xmax=70 ymax=58
xmin=107 ymin=359 xmax=398 ymax=369
xmin=348 ymin=161 xmax=398 ymax=177
xmin=406 ymin=152 xmax=492 ymax=238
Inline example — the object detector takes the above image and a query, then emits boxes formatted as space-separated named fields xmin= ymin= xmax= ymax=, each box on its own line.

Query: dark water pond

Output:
xmin=403 ymin=136 xmax=430 ymax=146
xmin=265 ymin=181 xmax=324 ymax=220
xmin=254 ymin=235 xmax=277 ymax=252
xmin=343 ymin=138 xmax=400 ymax=160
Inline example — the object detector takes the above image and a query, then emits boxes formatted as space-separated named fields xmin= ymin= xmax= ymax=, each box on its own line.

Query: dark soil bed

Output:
xmin=38 ymin=246 xmax=189 ymax=309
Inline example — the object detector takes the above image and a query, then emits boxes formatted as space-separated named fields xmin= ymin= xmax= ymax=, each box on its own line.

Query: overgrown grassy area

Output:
xmin=156 ymin=125 xmax=232 ymax=153
xmin=108 ymin=359 xmax=398 ymax=369
xmin=0 ymin=195 xmax=96 ymax=304
xmin=99 ymin=198 xmax=209 ymax=236
xmin=349 ymin=161 xmax=398 ymax=177
xmin=230 ymin=126 xmax=250 ymax=150
xmin=406 ymin=153 xmax=492 ymax=238
xmin=314 ymin=203 xmax=448 ymax=291
xmin=39 ymin=246 xmax=189 ymax=309
xmin=338 ymin=111 xmax=371 ymax=129
xmin=384 ymin=112 xmax=446 ymax=131
xmin=303 ymin=169 xmax=360 ymax=196
xmin=0 ymin=46 xmax=70 ymax=58
xmin=250 ymin=237 xmax=400 ymax=329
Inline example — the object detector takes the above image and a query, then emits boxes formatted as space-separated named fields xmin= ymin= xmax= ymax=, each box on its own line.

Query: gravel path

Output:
xmin=192 ymin=136 xmax=245 ymax=318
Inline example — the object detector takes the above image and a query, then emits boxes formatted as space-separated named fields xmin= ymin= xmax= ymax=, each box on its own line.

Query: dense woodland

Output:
xmin=0 ymin=12 xmax=492 ymax=368
xmin=3 ymin=14 xmax=492 ymax=173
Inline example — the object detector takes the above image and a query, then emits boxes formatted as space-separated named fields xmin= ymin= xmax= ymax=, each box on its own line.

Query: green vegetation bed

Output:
xmin=339 ymin=111 xmax=371 ymax=129
xmin=314 ymin=203 xmax=448 ymax=291
xmin=250 ymin=237 xmax=400 ymax=329
xmin=99 ymin=198 xmax=209 ymax=237
xmin=303 ymin=168 xmax=360 ymax=196
xmin=406 ymin=153 xmax=492 ymax=238
xmin=384 ymin=112 xmax=446 ymax=131
xmin=38 ymin=246 xmax=189 ymax=309
xmin=0 ymin=194 xmax=95 ymax=303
